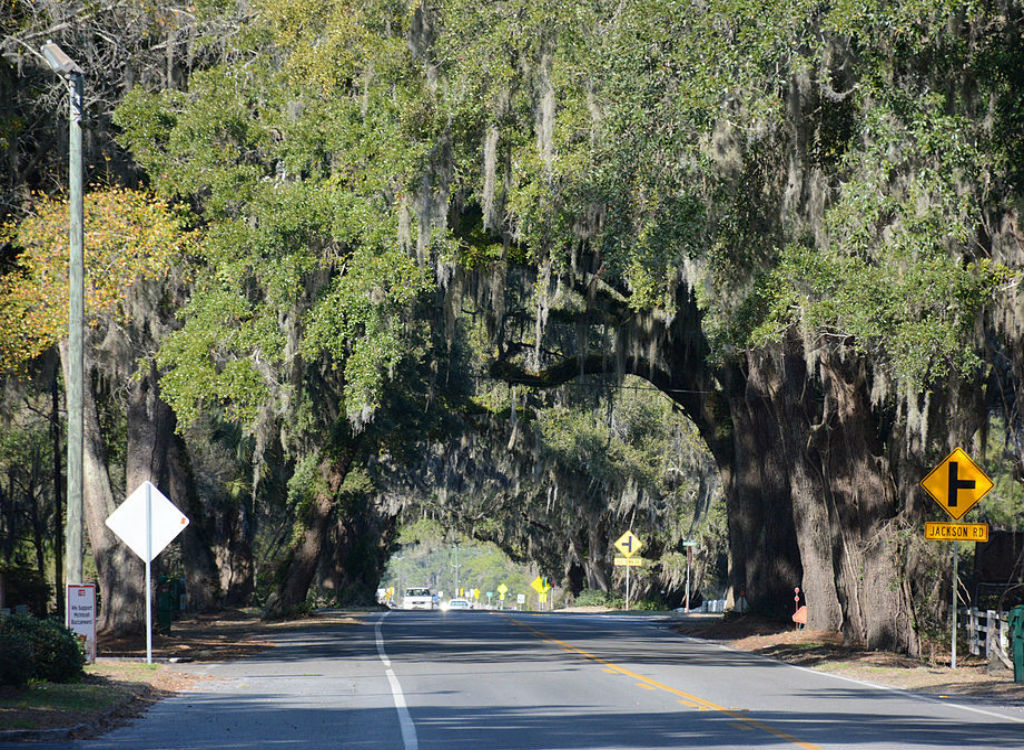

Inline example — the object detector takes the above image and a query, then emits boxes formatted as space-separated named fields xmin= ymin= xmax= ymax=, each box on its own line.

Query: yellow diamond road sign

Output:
xmin=920 ymin=448 xmax=993 ymax=521
xmin=614 ymin=531 xmax=643 ymax=559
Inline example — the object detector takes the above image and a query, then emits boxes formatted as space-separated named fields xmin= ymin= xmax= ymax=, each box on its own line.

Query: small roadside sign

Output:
xmin=530 ymin=576 xmax=550 ymax=594
xmin=614 ymin=531 xmax=643 ymax=558
xmin=920 ymin=448 xmax=993 ymax=520
xmin=517 ymin=593 xmax=526 ymax=605
xmin=614 ymin=556 xmax=643 ymax=567
xmin=66 ymin=583 xmax=96 ymax=662
xmin=925 ymin=522 xmax=989 ymax=542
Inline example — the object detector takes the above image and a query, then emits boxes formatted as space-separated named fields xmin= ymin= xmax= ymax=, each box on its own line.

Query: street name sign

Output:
xmin=613 ymin=530 xmax=643 ymax=558
xmin=614 ymin=556 xmax=643 ymax=567
xmin=920 ymin=447 xmax=993 ymax=520
xmin=924 ymin=522 xmax=990 ymax=542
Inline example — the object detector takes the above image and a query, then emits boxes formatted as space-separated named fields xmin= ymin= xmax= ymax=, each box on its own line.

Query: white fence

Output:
xmin=958 ymin=607 xmax=1012 ymax=667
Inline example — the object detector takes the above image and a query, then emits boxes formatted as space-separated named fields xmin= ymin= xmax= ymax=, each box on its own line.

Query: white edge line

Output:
xmin=677 ymin=632 xmax=1024 ymax=725
xmin=374 ymin=613 xmax=391 ymax=668
xmin=376 ymin=612 xmax=418 ymax=750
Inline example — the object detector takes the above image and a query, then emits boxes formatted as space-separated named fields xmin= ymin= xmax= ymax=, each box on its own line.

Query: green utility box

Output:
xmin=156 ymin=577 xmax=176 ymax=634
xmin=1010 ymin=605 xmax=1024 ymax=684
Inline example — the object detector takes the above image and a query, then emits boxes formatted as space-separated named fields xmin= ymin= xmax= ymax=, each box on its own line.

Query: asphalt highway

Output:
xmin=11 ymin=610 xmax=1024 ymax=749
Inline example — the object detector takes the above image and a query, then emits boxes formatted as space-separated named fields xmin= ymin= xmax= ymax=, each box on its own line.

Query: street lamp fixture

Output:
xmin=40 ymin=39 xmax=85 ymax=595
xmin=41 ymin=41 xmax=83 ymax=76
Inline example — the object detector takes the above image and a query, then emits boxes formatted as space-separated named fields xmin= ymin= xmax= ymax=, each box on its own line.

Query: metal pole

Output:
xmin=684 ymin=547 xmax=691 ymax=613
xmin=145 ymin=483 xmax=153 ymax=665
xmin=951 ymin=543 xmax=958 ymax=670
xmin=625 ymin=563 xmax=630 ymax=610
xmin=66 ymin=70 xmax=84 ymax=589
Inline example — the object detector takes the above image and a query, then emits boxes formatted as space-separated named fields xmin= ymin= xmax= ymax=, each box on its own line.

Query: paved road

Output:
xmin=7 ymin=610 xmax=1024 ymax=749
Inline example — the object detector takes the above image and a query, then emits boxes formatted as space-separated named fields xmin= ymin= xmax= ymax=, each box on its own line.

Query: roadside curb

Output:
xmin=0 ymin=722 xmax=89 ymax=743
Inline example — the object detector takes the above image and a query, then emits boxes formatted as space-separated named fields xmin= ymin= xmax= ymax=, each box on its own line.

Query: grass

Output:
xmin=0 ymin=663 xmax=159 ymax=732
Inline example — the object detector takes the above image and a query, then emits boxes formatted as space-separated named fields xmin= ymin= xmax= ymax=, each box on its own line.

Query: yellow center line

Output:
xmin=508 ymin=617 xmax=823 ymax=750
xmin=636 ymin=683 xmax=656 ymax=690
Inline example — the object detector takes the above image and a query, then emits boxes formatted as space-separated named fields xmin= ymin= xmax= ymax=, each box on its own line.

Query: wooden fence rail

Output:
xmin=958 ymin=607 xmax=1013 ymax=669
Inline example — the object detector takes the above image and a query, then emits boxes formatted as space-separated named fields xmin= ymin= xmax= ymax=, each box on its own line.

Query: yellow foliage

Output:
xmin=0 ymin=188 xmax=195 ymax=371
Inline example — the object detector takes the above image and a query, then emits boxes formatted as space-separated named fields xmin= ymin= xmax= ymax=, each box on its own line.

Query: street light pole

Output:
xmin=41 ymin=40 xmax=84 ymax=589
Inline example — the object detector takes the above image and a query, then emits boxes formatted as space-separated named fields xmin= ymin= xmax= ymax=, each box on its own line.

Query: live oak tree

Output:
xmin=0 ymin=188 xmax=210 ymax=633
xmin=38 ymin=0 xmax=1024 ymax=652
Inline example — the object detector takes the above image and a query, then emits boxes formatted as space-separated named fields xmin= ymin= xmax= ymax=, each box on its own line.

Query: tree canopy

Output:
xmin=2 ymin=0 xmax=1023 ymax=647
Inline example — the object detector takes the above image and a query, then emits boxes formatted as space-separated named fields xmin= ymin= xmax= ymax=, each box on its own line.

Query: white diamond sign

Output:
xmin=105 ymin=481 xmax=189 ymax=562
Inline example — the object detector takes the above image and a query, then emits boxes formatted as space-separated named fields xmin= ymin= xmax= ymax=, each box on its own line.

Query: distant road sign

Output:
xmin=614 ymin=531 xmax=643 ymax=558
xmin=497 ymin=583 xmax=508 ymax=595
xmin=920 ymin=448 xmax=993 ymax=520
xmin=614 ymin=557 xmax=643 ymax=567
xmin=530 ymin=576 xmax=547 ymax=593
xmin=925 ymin=522 xmax=989 ymax=542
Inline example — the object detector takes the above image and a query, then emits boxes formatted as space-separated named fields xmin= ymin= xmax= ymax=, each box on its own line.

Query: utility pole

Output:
xmin=452 ymin=541 xmax=461 ymax=595
xmin=41 ymin=40 xmax=85 ymax=590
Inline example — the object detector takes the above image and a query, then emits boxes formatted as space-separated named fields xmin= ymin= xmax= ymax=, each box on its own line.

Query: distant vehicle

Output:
xmin=444 ymin=598 xmax=471 ymax=611
xmin=403 ymin=587 xmax=436 ymax=610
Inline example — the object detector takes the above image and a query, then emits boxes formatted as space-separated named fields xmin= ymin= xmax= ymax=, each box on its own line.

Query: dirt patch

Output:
xmin=673 ymin=614 xmax=1024 ymax=703
xmin=99 ymin=607 xmax=365 ymax=662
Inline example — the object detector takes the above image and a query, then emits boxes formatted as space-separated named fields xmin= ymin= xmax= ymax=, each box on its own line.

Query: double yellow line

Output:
xmin=507 ymin=617 xmax=823 ymax=750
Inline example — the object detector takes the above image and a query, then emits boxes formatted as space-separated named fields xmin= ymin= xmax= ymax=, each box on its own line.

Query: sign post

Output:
xmin=105 ymin=481 xmax=189 ymax=664
xmin=681 ymin=540 xmax=697 ymax=613
xmin=613 ymin=531 xmax=644 ymax=609
xmin=920 ymin=448 xmax=993 ymax=670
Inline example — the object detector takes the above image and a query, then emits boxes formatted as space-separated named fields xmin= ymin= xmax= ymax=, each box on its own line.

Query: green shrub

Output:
xmin=573 ymin=589 xmax=624 ymax=608
xmin=0 ymin=633 xmax=34 ymax=687
xmin=632 ymin=598 xmax=665 ymax=611
xmin=0 ymin=615 xmax=84 ymax=683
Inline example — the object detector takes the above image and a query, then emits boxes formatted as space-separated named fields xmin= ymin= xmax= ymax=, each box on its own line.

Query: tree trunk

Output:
xmin=744 ymin=338 xmax=920 ymax=653
xmin=167 ymin=432 xmax=222 ymax=611
xmin=265 ymin=453 xmax=350 ymax=618
xmin=126 ymin=362 xmax=222 ymax=612
xmin=318 ymin=494 xmax=398 ymax=605
xmin=585 ymin=520 xmax=611 ymax=592
xmin=62 ymin=342 xmax=145 ymax=635
xmin=51 ymin=368 xmax=64 ymax=620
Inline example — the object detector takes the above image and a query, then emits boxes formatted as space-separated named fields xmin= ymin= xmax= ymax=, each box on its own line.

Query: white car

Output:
xmin=444 ymin=598 xmax=472 ymax=611
xmin=402 ymin=587 xmax=436 ymax=610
